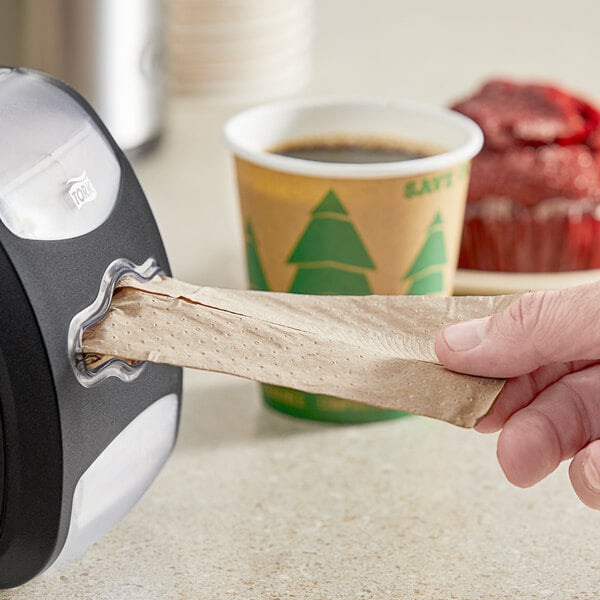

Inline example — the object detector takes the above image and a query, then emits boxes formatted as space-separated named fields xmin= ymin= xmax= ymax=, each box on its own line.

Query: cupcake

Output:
xmin=452 ymin=79 xmax=600 ymax=272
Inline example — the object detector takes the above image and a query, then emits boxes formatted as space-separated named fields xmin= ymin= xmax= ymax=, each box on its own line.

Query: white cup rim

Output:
xmin=223 ymin=97 xmax=483 ymax=179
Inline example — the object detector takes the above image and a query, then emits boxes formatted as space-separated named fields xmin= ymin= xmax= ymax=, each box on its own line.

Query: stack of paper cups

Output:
xmin=169 ymin=0 xmax=315 ymax=102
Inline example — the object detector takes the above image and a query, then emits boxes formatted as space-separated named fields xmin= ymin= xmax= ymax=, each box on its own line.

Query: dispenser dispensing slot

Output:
xmin=69 ymin=258 xmax=164 ymax=387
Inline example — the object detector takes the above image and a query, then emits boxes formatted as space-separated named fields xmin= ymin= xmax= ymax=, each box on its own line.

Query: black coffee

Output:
xmin=271 ymin=136 xmax=434 ymax=164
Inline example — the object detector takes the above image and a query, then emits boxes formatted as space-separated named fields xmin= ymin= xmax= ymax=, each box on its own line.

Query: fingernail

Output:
xmin=443 ymin=317 xmax=489 ymax=352
xmin=583 ymin=455 xmax=600 ymax=493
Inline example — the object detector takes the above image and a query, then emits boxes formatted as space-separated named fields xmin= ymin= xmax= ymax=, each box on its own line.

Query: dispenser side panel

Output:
xmin=0 ymin=244 xmax=63 ymax=588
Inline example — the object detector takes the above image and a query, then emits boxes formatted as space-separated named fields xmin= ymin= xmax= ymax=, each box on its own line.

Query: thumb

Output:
xmin=435 ymin=282 xmax=600 ymax=378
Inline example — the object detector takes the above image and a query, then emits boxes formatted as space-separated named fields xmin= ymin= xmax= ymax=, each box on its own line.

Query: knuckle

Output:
xmin=491 ymin=291 xmax=559 ymax=365
xmin=556 ymin=376 xmax=593 ymax=449
xmin=501 ymin=291 xmax=552 ymax=339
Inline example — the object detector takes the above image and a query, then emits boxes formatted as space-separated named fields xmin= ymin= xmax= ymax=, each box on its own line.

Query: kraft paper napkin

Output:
xmin=82 ymin=276 xmax=516 ymax=428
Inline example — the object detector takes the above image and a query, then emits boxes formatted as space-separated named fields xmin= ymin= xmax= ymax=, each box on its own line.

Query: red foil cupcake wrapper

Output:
xmin=459 ymin=197 xmax=600 ymax=272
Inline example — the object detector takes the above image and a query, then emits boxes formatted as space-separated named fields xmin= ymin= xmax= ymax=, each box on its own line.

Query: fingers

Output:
xmin=569 ymin=440 xmax=600 ymax=510
xmin=495 ymin=364 xmax=600 ymax=487
xmin=435 ymin=281 xmax=600 ymax=378
xmin=475 ymin=360 xmax=599 ymax=433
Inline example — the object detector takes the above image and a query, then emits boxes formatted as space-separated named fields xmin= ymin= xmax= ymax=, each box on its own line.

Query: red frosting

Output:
xmin=452 ymin=80 xmax=600 ymax=205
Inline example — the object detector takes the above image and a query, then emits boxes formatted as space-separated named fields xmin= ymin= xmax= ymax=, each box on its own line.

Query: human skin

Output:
xmin=434 ymin=282 xmax=600 ymax=509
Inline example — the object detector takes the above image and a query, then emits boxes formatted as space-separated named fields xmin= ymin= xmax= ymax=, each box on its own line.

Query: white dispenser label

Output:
xmin=49 ymin=393 xmax=179 ymax=571
xmin=0 ymin=70 xmax=121 ymax=240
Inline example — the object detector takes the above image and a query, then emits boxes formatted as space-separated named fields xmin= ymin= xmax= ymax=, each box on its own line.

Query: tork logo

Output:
xmin=67 ymin=172 xmax=97 ymax=208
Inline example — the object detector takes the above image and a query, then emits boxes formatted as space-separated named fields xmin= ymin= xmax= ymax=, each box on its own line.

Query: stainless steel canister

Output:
xmin=0 ymin=0 xmax=165 ymax=153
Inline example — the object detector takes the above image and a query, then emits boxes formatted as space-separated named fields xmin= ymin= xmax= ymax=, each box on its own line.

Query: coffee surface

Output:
xmin=271 ymin=136 xmax=434 ymax=164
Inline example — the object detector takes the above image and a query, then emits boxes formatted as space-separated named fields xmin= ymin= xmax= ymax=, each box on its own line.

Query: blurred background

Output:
xmin=0 ymin=0 xmax=598 ymax=290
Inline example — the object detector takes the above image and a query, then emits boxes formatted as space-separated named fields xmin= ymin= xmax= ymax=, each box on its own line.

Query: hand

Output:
xmin=434 ymin=282 xmax=600 ymax=509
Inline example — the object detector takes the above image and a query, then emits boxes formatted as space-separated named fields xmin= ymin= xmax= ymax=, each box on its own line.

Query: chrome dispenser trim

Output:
xmin=69 ymin=257 xmax=164 ymax=387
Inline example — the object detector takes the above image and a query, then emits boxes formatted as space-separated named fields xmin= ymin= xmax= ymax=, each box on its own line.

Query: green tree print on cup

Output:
xmin=245 ymin=221 xmax=269 ymax=291
xmin=287 ymin=189 xmax=375 ymax=294
xmin=265 ymin=188 xmax=401 ymax=423
xmin=404 ymin=212 xmax=446 ymax=295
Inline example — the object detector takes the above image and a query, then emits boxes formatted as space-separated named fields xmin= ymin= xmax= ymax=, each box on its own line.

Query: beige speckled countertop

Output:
xmin=7 ymin=373 xmax=600 ymax=600
xmin=4 ymin=1 xmax=600 ymax=598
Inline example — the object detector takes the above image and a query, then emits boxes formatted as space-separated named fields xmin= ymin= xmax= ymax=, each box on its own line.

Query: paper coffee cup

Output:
xmin=224 ymin=98 xmax=483 ymax=423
